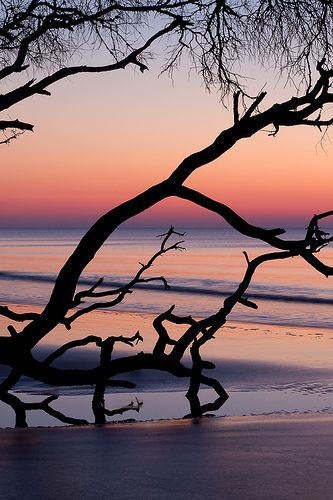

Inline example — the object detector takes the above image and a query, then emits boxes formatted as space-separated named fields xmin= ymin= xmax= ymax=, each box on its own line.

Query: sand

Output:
xmin=0 ymin=413 xmax=333 ymax=499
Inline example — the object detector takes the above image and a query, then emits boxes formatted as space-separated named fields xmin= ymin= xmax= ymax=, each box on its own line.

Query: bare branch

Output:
xmin=0 ymin=119 xmax=33 ymax=132
xmin=42 ymin=335 xmax=103 ymax=366
xmin=39 ymin=403 xmax=89 ymax=426
xmin=104 ymin=397 xmax=143 ymax=417
xmin=7 ymin=325 xmax=17 ymax=337
xmin=238 ymin=297 xmax=258 ymax=309
xmin=0 ymin=305 xmax=39 ymax=322
xmin=1 ymin=51 xmax=333 ymax=425
xmin=233 ymin=91 xmax=240 ymax=123
xmin=64 ymin=227 xmax=185 ymax=328
xmin=0 ymin=129 xmax=25 ymax=144
xmin=243 ymin=92 xmax=267 ymax=120
xmin=153 ymin=305 xmax=196 ymax=356
xmin=0 ymin=18 xmax=186 ymax=114
xmin=71 ymin=277 xmax=104 ymax=306
xmin=42 ymin=331 xmax=143 ymax=366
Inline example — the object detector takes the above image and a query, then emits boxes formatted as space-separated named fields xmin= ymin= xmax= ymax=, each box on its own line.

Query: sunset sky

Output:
xmin=2 ymin=61 xmax=333 ymax=230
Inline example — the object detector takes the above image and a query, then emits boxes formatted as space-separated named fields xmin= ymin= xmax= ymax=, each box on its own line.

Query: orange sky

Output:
xmin=1 ymin=65 xmax=333 ymax=229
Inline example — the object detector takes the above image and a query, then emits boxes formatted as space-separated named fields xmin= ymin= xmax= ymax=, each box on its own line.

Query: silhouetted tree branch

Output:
xmin=1 ymin=66 xmax=333 ymax=424
xmin=1 ymin=1 xmax=333 ymax=135
xmin=0 ymin=305 xmax=39 ymax=322
xmin=103 ymin=398 xmax=143 ymax=418
xmin=63 ymin=226 xmax=185 ymax=328
xmin=1 ymin=2 xmax=333 ymax=426
xmin=41 ymin=335 xmax=103 ymax=366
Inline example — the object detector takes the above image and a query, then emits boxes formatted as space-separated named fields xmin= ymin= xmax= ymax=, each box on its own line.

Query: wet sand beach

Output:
xmin=2 ymin=313 xmax=333 ymax=428
xmin=1 ymin=413 xmax=333 ymax=500
xmin=1 ymin=287 xmax=333 ymax=499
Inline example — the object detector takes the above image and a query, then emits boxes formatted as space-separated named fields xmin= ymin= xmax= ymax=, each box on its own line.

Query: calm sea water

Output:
xmin=1 ymin=226 xmax=333 ymax=426
xmin=0 ymin=226 xmax=332 ymax=328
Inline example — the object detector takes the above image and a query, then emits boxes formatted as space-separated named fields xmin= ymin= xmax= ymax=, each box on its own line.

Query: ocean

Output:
xmin=1 ymin=226 xmax=333 ymax=426
xmin=1 ymin=226 xmax=332 ymax=327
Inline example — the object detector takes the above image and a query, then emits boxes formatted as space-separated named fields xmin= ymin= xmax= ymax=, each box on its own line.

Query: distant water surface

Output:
xmin=0 ymin=226 xmax=332 ymax=328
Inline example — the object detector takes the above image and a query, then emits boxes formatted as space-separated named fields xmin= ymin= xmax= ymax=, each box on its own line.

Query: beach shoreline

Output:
xmin=2 ymin=307 xmax=333 ymax=428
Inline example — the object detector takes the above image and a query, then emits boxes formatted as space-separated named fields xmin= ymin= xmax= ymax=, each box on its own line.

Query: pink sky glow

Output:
xmin=2 ymin=67 xmax=333 ymax=230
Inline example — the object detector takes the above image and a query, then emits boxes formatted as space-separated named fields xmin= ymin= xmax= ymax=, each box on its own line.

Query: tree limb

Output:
xmin=0 ymin=119 xmax=33 ymax=132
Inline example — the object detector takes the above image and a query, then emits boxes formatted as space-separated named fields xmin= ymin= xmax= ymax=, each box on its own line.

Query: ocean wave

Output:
xmin=0 ymin=270 xmax=332 ymax=307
